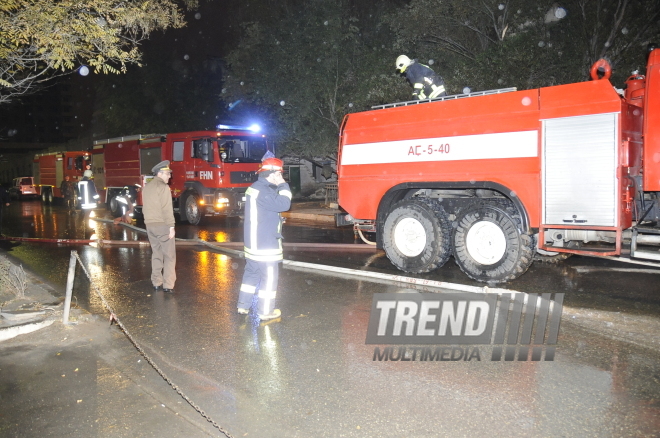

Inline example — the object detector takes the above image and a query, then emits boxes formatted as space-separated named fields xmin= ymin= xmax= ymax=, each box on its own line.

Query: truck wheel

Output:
xmin=382 ymin=199 xmax=451 ymax=273
xmin=41 ymin=188 xmax=52 ymax=204
xmin=453 ymin=201 xmax=534 ymax=283
xmin=109 ymin=195 xmax=122 ymax=218
xmin=184 ymin=193 xmax=205 ymax=226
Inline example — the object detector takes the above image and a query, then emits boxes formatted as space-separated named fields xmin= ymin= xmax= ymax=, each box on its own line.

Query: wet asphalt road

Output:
xmin=2 ymin=199 xmax=660 ymax=437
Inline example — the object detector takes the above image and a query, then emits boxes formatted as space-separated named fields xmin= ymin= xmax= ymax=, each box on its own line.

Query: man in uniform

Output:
xmin=237 ymin=157 xmax=292 ymax=321
xmin=396 ymin=55 xmax=446 ymax=100
xmin=60 ymin=176 xmax=76 ymax=213
xmin=142 ymin=161 xmax=176 ymax=293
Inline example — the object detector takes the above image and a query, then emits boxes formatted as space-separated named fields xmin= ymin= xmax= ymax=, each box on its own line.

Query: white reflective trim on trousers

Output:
xmin=245 ymin=253 xmax=283 ymax=262
xmin=240 ymin=283 xmax=257 ymax=294
xmin=244 ymin=247 xmax=282 ymax=255
xmin=429 ymin=85 xmax=445 ymax=98
xmin=81 ymin=203 xmax=97 ymax=209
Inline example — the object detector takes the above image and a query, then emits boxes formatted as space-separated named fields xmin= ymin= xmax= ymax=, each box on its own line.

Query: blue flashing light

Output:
xmin=216 ymin=123 xmax=263 ymax=133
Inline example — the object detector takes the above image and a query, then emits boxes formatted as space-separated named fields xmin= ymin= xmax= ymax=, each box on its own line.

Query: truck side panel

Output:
xmin=643 ymin=49 xmax=660 ymax=191
xmin=339 ymin=90 xmax=542 ymax=224
xmin=103 ymin=140 xmax=142 ymax=188
xmin=539 ymin=80 xmax=629 ymax=232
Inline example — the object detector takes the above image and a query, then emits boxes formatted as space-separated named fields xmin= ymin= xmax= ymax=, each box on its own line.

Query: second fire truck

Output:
xmin=32 ymin=151 xmax=91 ymax=203
xmin=92 ymin=127 xmax=272 ymax=224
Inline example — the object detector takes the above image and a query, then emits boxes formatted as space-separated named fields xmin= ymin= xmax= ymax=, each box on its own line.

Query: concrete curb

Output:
xmin=0 ymin=318 xmax=55 ymax=342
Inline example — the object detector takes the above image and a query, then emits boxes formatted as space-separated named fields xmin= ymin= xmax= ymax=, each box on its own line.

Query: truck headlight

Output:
xmin=216 ymin=197 xmax=230 ymax=208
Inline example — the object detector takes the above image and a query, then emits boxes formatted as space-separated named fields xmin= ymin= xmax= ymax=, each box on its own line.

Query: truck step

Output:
xmin=630 ymin=226 xmax=660 ymax=261
xmin=630 ymin=249 xmax=660 ymax=261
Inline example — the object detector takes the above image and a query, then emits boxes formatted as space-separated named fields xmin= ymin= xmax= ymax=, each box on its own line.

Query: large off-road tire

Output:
xmin=453 ymin=201 xmax=534 ymax=283
xmin=183 ymin=192 xmax=205 ymax=226
xmin=382 ymin=199 xmax=451 ymax=273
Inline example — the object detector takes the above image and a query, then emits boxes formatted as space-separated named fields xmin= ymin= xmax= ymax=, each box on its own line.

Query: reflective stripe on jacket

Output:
xmin=77 ymin=178 xmax=99 ymax=209
xmin=243 ymin=177 xmax=292 ymax=262
xmin=405 ymin=61 xmax=446 ymax=99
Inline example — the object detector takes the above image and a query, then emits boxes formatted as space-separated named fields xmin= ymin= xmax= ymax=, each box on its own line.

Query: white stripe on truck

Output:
xmin=341 ymin=130 xmax=538 ymax=165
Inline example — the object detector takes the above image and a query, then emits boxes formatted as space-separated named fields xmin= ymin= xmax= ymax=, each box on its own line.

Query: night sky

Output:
xmin=0 ymin=1 xmax=236 ymax=145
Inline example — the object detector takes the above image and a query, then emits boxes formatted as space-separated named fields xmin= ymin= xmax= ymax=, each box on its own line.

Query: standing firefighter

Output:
xmin=77 ymin=170 xmax=99 ymax=211
xmin=60 ymin=176 xmax=76 ymax=212
xmin=396 ymin=55 xmax=446 ymax=100
xmin=143 ymin=161 xmax=176 ymax=293
xmin=237 ymin=157 xmax=292 ymax=321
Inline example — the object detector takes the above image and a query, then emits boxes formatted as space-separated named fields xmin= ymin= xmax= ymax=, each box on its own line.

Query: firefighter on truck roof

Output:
xmin=396 ymin=55 xmax=446 ymax=100
xmin=237 ymin=157 xmax=292 ymax=321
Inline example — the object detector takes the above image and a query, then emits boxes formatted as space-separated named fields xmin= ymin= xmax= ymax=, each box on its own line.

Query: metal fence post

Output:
xmin=62 ymin=250 xmax=77 ymax=324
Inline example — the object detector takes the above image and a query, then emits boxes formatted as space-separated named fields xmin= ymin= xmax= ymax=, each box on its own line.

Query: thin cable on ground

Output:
xmin=73 ymin=252 xmax=234 ymax=438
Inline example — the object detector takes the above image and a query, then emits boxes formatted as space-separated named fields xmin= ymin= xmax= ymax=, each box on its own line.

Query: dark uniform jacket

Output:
xmin=60 ymin=180 xmax=75 ymax=199
xmin=405 ymin=61 xmax=446 ymax=99
xmin=243 ymin=176 xmax=293 ymax=262
xmin=142 ymin=177 xmax=175 ymax=227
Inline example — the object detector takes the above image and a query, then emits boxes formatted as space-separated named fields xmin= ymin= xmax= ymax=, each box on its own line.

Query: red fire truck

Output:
xmin=337 ymin=48 xmax=660 ymax=283
xmin=91 ymin=128 xmax=271 ymax=224
xmin=32 ymin=151 xmax=91 ymax=203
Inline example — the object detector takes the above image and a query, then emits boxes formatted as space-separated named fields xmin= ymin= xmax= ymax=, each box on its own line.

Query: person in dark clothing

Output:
xmin=236 ymin=157 xmax=292 ymax=321
xmin=396 ymin=55 xmax=446 ymax=100
xmin=0 ymin=185 xmax=10 ymax=236
xmin=60 ymin=176 xmax=76 ymax=213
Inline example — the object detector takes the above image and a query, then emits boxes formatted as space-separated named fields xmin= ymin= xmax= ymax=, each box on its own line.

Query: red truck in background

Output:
xmin=91 ymin=128 xmax=272 ymax=224
xmin=337 ymin=47 xmax=660 ymax=283
xmin=32 ymin=151 xmax=91 ymax=203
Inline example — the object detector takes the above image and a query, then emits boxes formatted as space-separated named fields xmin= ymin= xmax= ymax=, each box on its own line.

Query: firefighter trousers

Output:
xmin=146 ymin=224 xmax=176 ymax=289
xmin=238 ymin=259 xmax=280 ymax=316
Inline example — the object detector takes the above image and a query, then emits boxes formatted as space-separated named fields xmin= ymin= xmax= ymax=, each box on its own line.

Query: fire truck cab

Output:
xmin=93 ymin=128 xmax=271 ymax=224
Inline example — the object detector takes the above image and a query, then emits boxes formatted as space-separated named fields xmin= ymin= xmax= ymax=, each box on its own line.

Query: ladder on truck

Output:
xmin=371 ymin=87 xmax=518 ymax=110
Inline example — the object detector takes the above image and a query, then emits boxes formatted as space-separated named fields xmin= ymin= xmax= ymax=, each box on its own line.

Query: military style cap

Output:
xmin=152 ymin=160 xmax=171 ymax=174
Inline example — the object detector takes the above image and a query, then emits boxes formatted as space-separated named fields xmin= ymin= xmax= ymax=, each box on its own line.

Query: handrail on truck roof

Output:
xmin=93 ymin=134 xmax=166 ymax=146
xmin=371 ymin=87 xmax=518 ymax=110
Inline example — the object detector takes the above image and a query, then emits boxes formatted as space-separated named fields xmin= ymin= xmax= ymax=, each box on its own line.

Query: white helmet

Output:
xmin=396 ymin=55 xmax=412 ymax=73
xmin=83 ymin=170 xmax=93 ymax=178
